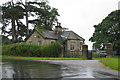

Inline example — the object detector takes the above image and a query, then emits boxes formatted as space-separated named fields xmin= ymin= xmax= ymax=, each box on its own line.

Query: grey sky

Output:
xmin=49 ymin=0 xmax=119 ymax=49
xmin=0 ymin=0 xmax=119 ymax=49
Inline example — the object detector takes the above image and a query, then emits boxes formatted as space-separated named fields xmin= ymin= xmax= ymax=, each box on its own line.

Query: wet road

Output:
xmin=1 ymin=59 xmax=120 ymax=80
xmin=38 ymin=60 xmax=119 ymax=79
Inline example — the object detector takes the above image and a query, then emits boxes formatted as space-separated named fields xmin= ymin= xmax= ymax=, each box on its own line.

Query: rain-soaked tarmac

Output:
xmin=1 ymin=59 xmax=120 ymax=80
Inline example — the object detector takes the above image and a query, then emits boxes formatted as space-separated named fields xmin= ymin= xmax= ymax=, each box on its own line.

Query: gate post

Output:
xmin=106 ymin=43 xmax=113 ymax=57
xmin=87 ymin=50 xmax=92 ymax=60
xmin=82 ymin=44 xmax=88 ymax=59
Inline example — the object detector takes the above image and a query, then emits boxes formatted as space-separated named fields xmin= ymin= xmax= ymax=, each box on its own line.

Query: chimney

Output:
xmin=55 ymin=22 xmax=62 ymax=34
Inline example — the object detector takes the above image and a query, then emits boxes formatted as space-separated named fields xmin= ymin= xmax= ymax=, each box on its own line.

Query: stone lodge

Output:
xmin=26 ymin=23 xmax=85 ymax=57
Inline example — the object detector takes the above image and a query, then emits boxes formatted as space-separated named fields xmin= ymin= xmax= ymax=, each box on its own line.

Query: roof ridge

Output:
xmin=71 ymin=31 xmax=84 ymax=40
xmin=32 ymin=28 xmax=84 ymax=40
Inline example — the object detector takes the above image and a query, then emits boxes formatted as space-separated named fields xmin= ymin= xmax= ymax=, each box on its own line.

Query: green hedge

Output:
xmin=2 ymin=42 xmax=62 ymax=57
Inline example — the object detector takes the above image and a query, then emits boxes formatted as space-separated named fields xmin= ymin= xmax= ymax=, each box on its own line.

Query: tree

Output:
xmin=1 ymin=0 xmax=59 ymax=42
xmin=28 ymin=1 xmax=59 ymax=30
xmin=1 ymin=1 xmax=24 ymax=42
xmin=89 ymin=10 xmax=120 ymax=55
xmin=18 ymin=1 xmax=59 ymax=31
xmin=16 ymin=0 xmax=30 ymax=35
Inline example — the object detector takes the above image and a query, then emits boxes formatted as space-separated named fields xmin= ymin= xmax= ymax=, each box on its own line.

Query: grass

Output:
xmin=2 ymin=56 xmax=86 ymax=60
xmin=2 ymin=56 xmax=119 ymax=71
xmin=99 ymin=57 xmax=119 ymax=71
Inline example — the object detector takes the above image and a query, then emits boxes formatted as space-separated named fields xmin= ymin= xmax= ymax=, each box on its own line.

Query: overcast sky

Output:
xmin=0 ymin=0 xmax=119 ymax=49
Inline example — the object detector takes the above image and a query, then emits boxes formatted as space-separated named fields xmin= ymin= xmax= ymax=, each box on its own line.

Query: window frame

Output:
xmin=80 ymin=42 xmax=82 ymax=50
xmin=38 ymin=41 xmax=42 ymax=45
xmin=28 ymin=41 xmax=32 ymax=44
xmin=70 ymin=42 xmax=75 ymax=51
xmin=51 ymin=41 xmax=54 ymax=44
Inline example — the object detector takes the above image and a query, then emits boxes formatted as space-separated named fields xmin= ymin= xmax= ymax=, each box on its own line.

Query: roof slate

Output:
xmin=35 ymin=28 xmax=84 ymax=40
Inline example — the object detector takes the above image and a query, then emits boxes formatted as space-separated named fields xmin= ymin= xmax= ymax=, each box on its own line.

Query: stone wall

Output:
xmin=26 ymin=31 xmax=56 ymax=45
xmin=65 ymin=40 xmax=84 ymax=57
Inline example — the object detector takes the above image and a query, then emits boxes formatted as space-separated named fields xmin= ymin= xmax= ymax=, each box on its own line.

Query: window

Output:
xmin=51 ymin=41 xmax=54 ymax=44
xmin=34 ymin=36 xmax=37 ymax=38
xmin=80 ymin=42 xmax=82 ymax=50
xmin=37 ymin=36 xmax=40 ymax=38
xmin=70 ymin=43 xmax=75 ymax=51
xmin=28 ymin=41 xmax=32 ymax=43
xmin=38 ymin=41 xmax=42 ymax=45
xmin=34 ymin=36 xmax=40 ymax=38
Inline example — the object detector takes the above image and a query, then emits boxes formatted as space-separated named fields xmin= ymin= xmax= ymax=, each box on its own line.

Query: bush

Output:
xmin=0 ymin=35 xmax=12 ymax=44
xmin=41 ymin=42 xmax=62 ymax=57
xmin=2 ymin=42 xmax=62 ymax=57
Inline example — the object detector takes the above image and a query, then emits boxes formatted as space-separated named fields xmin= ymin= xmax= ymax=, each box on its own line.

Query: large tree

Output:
xmin=89 ymin=10 xmax=120 ymax=55
xmin=0 ymin=0 xmax=59 ymax=42
xmin=0 ymin=1 xmax=24 ymax=42
xmin=27 ymin=1 xmax=59 ymax=30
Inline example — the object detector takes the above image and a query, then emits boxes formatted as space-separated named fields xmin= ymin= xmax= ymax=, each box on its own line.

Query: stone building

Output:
xmin=26 ymin=23 xmax=85 ymax=57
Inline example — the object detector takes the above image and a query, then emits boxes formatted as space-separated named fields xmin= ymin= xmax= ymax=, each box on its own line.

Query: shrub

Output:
xmin=0 ymin=35 xmax=12 ymax=44
xmin=2 ymin=42 xmax=62 ymax=57
xmin=41 ymin=42 xmax=62 ymax=57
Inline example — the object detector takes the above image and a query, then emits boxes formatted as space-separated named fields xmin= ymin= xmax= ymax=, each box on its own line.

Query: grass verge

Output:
xmin=2 ymin=56 xmax=119 ymax=71
xmin=99 ymin=57 xmax=119 ymax=71
xmin=2 ymin=56 xmax=86 ymax=60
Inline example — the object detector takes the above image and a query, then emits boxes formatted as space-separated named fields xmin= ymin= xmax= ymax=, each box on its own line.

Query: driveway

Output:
xmin=36 ymin=60 xmax=119 ymax=79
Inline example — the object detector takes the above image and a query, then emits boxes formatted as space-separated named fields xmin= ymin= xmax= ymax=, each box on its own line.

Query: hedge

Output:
xmin=2 ymin=42 xmax=62 ymax=57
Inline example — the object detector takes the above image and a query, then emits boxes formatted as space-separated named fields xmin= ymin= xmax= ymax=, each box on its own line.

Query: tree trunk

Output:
xmin=26 ymin=12 xmax=29 ymax=35
xmin=11 ymin=16 xmax=17 ymax=43
xmin=25 ymin=2 xmax=29 ymax=35
xmin=16 ymin=19 xmax=20 ymax=40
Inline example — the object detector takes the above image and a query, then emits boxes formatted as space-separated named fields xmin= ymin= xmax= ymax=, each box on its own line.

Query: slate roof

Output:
xmin=35 ymin=28 xmax=84 ymax=41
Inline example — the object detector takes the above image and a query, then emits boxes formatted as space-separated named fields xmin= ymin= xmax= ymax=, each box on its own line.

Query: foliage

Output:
xmin=41 ymin=43 xmax=62 ymax=57
xmin=0 ymin=0 xmax=59 ymax=42
xmin=1 ymin=1 xmax=26 ymax=42
xmin=2 ymin=42 xmax=62 ymax=57
xmin=89 ymin=10 xmax=120 ymax=54
xmin=0 ymin=35 xmax=12 ymax=44
xmin=100 ymin=57 xmax=119 ymax=71
xmin=28 ymin=1 xmax=59 ymax=30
